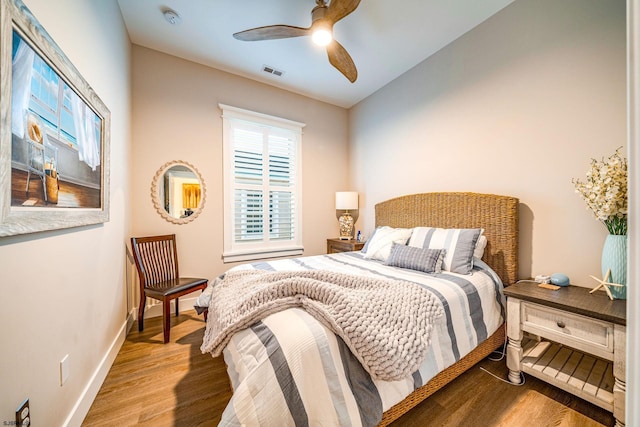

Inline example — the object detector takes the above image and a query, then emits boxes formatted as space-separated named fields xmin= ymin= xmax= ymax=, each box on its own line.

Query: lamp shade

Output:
xmin=335 ymin=192 xmax=358 ymax=210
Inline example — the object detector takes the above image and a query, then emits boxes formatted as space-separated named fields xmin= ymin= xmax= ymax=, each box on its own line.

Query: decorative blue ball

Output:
xmin=550 ymin=273 xmax=570 ymax=287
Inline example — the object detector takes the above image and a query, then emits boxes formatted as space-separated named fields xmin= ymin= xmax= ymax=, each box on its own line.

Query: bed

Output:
xmin=198 ymin=192 xmax=519 ymax=426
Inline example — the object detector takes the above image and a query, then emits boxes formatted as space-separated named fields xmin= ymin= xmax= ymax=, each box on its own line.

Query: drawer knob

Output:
xmin=556 ymin=321 xmax=566 ymax=329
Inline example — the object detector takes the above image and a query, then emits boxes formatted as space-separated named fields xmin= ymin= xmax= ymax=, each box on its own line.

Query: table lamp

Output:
xmin=335 ymin=191 xmax=358 ymax=240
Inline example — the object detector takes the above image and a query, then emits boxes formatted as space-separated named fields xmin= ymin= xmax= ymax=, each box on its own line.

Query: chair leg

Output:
xmin=138 ymin=295 xmax=146 ymax=332
xmin=175 ymin=297 xmax=179 ymax=317
xmin=163 ymin=299 xmax=171 ymax=343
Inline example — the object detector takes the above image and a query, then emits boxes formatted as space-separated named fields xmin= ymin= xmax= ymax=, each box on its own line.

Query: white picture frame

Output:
xmin=0 ymin=0 xmax=110 ymax=237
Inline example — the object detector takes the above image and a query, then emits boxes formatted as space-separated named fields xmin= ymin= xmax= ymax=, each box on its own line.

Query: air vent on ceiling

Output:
xmin=262 ymin=65 xmax=284 ymax=77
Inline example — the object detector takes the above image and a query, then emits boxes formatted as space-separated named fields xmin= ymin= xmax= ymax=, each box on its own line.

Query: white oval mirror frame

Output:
xmin=151 ymin=160 xmax=206 ymax=224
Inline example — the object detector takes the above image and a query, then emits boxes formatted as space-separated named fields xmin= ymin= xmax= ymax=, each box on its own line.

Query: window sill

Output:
xmin=222 ymin=246 xmax=304 ymax=264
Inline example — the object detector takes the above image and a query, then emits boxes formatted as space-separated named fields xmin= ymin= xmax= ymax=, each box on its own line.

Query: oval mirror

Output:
xmin=151 ymin=160 xmax=206 ymax=224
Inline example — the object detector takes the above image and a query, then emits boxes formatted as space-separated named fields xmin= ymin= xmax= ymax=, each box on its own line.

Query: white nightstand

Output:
xmin=504 ymin=281 xmax=626 ymax=427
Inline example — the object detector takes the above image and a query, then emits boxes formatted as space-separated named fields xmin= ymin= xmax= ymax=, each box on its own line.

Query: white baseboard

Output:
xmin=62 ymin=296 xmax=200 ymax=426
xmin=62 ymin=310 xmax=134 ymax=427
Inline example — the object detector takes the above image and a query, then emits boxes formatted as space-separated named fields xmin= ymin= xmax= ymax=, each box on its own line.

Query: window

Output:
xmin=220 ymin=104 xmax=304 ymax=262
xmin=12 ymin=29 xmax=102 ymax=152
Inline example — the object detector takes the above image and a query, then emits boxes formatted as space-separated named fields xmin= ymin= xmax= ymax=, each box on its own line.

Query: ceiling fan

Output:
xmin=233 ymin=0 xmax=360 ymax=83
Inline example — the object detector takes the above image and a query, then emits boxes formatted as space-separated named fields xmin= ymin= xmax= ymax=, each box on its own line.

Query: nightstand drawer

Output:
xmin=521 ymin=302 xmax=614 ymax=359
xmin=327 ymin=238 xmax=364 ymax=254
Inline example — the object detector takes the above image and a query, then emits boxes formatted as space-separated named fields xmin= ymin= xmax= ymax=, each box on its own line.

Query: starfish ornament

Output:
xmin=589 ymin=268 xmax=623 ymax=300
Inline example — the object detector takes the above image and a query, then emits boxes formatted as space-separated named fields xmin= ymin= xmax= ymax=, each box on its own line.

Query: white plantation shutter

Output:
xmin=233 ymin=125 xmax=264 ymax=242
xmin=268 ymin=132 xmax=296 ymax=241
xmin=221 ymin=104 xmax=304 ymax=262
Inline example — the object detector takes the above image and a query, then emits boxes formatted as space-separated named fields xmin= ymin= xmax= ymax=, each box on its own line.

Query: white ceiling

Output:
xmin=116 ymin=0 xmax=515 ymax=108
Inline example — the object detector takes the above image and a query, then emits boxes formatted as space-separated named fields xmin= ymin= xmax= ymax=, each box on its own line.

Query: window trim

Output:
xmin=220 ymin=104 xmax=305 ymax=263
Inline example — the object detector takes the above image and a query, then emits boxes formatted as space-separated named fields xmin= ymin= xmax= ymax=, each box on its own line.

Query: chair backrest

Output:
xmin=130 ymin=234 xmax=180 ymax=288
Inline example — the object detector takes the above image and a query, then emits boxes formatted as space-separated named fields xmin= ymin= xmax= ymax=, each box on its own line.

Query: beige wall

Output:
xmin=0 ymin=0 xmax=131 ymax=425
xmin=350 ymin=0 xmax=626 ymax=285
xmin=0 ymin=0 xmax=631 ymax=424
xmin=130 ymin=46 xmax=349 ymax=283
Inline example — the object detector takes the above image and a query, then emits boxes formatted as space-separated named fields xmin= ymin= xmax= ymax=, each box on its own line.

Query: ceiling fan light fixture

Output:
xmin=312 ymin=27 xmax=332 ymax=46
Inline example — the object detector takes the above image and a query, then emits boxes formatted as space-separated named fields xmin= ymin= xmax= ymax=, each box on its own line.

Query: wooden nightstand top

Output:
xmin=503 ymin=281 xmax=626 ymax=326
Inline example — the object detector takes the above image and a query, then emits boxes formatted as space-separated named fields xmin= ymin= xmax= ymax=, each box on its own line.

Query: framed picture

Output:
xmin=0 ymin=0 xmax=110 ymax=237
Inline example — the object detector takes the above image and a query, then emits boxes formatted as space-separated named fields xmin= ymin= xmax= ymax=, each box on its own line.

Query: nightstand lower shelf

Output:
xmin=521 ymin=337 xmax=614 ymax=412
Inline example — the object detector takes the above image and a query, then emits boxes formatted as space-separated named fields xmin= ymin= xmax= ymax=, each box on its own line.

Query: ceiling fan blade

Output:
xmin=326 ymin=39 xmax=357 ymax=83
xmin=325 ymin=0 xmax=361 ymax=23
xmin=233 ymin=25 xmax=311 ymax=41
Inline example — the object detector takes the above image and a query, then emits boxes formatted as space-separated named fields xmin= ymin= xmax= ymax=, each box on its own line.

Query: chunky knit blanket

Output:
xmin=201 ymin=270 xmax=444 ymax=381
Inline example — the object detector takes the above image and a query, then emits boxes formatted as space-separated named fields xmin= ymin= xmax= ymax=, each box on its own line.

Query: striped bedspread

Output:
xmin=199 ymin=251 xmax=505 ymax=426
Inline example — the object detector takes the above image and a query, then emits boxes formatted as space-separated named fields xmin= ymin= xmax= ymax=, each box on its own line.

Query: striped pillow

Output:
xmin=409 ymin=227 xmax=482 ymax=274
xmin=386 ymin=243 xmax=444 ymax=273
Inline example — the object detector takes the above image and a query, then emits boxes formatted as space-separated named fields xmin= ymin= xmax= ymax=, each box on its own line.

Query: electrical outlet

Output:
xmin=60 ymin=354 xmax=70 ymax=386
xmin=15 ymin=398 xmax=30 ymax=427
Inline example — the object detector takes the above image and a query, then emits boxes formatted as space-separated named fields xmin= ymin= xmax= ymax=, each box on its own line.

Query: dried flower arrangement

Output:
xmin=573 ymin=147 xmax=628 ymax=235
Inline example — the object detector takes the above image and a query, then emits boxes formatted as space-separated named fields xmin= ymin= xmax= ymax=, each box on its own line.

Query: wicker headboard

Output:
xmin=375 ymin=192 xmax=519 ymax=286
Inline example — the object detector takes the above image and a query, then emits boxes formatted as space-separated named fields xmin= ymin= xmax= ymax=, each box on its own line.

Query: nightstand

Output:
xmin=504 ymin=281 xmax=626 ymax=427
xmin=326 ymin=238 xmax=364 ymax=254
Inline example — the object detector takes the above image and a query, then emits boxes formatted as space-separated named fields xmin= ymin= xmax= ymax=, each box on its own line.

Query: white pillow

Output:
xmin=474 ymin=234 xmax=487 ymax=259
xmin=361 ymin=226 xmax=413 ymax=262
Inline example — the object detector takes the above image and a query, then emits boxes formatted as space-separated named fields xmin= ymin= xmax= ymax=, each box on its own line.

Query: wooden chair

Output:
xmin=130 ymin=234 xmax=208 ymax=343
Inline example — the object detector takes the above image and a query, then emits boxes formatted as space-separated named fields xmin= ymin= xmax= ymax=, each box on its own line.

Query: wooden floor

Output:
xmin=83 ymin=311 xmax=614 ymax=427
xmin=11 ymin=168 xmax=100 ymax=208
